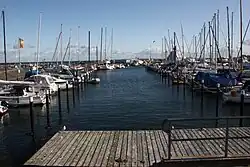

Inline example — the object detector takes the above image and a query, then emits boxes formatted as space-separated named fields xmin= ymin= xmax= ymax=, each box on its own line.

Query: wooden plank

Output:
xmin=157 ymin=131 xmax=168 ymax=158
xmin=229 ymin=139 xmax=249 ymax=156
xmin=120 ymin=131 xmax=128 ymax=167
xmin=63 ymin=131 xmax=89 ymax=166
xmin=136 ymin=131 xmax=144 ymax=167
xmin=89 ymin=131 xmax=106 ymax=166
xmin=126 ymin=131 xmax=132 ymax=167
xmin=24 ymin=132 xmax=61 ymax=165
xmin=82 ymin=131 xmax=103 ymax=166
xmin=178 ymin=129 xmax=193 ymax=157
xmin=154 ymin=131 xmax=166 ymax=160
xmin=131 ymin=131 xmax=138 ymax=167
xmin=70 ymin=131 xmax=95 ymax=166
xmin=145 ymin=130 xmax=155 ymax=165
xmin=196 ymin=130 xmax=215 ymax=156
xmin=149 ymin=130 xmax=161 ymax=163
xmin=95 ymin=131 xmax=112 ymax=166
xmin=103 ymin=131 xmax=116 ymax=166
xmin=41 ymin=131 xmax=74 ymax=166
xmin=114 ymin=131 xmax=123 ymax=167
xmin=52 ymin=132 xmax=81 ymax=166
xmin=141 ymin=131 xmax=150 ymax=166
xmin=36 ymin=132 xmax=70 ymax=165
xmin=76 ymin=131 xmax=99 ymax=166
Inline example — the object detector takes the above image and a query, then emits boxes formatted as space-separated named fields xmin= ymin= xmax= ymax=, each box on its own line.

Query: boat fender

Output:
xmin=231 ymin=90 xmax=237 ymax=97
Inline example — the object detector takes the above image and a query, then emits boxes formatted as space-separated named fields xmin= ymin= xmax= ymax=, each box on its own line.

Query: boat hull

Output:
xmin=0 ymin=96 xmax=46 ymax=108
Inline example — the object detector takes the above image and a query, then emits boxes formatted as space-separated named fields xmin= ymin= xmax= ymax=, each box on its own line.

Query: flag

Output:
xmin=19 ymin=38 xmax=24 ymax=48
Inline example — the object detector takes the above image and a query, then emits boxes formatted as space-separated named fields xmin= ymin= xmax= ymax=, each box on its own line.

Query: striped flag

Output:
xmin=19 ymin=38 xmax=24 ymax=48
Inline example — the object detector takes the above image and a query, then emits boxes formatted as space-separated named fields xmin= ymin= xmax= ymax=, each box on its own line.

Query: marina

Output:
xmin=0 ymin=0 xmax=249 ymax=166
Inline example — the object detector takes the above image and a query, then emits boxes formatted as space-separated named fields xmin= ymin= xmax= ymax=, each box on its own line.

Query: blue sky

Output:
xmin=0 ymin=0 xmax=249 ymax=61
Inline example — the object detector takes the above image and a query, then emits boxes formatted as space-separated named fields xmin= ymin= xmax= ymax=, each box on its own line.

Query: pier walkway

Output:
xmin=24 ymin=127 xmax=250 ymax=166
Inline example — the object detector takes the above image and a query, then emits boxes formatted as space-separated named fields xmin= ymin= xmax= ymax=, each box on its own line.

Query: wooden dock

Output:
xmin=24 ymin=127 xmax=250 ymax=167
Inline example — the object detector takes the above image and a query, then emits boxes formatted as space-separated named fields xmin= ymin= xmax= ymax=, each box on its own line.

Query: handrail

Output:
xmin=162 ymin=116 xmax=250 ymax=160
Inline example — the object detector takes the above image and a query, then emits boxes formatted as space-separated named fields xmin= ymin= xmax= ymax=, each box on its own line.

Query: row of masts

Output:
xmin=52 ymin=24 xmax=114 ymax=65
xmin=160 ymin=0 xmax=248 ymax=70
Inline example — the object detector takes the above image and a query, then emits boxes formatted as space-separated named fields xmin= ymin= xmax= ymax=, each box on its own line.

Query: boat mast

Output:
xmin=164 ymin=36 xmax=167 ymax=61
xmin=161 ymin=37 xmax=163 ymax=59
xmin=100 ymin=27 xmax=103 ymax=63
xmin=68 ymin=28 xmax=72 ymax=66
xmin=203 ymin=23 xmax=206 ymax=62
xmin=173 ymin=32 xmax=176 ymax=63
xmin=217 ymin=9 xmax=220 ymax=61
xmin=227 ymin=7 xmax=231 ymax=68
xmin=110 ymin=28 xmax=113 ymax=61
xmin=36 ymin=13 xmax=42 ymax=74
xmin=181 ymin=24 xmax=184 ymax=61
xmin=88 ymin=30 xmax=91 ymax=63
xmin=231 ymin=12 xmax=234 ymax=67
xmin=168 ymin=29 xmax=172 ymax=50
xmin=2 ymin=10 xmax=7 ymax=80
xmin=96 ymin=46 xmax=98 ymax=63
xmin=77 ymin=26 xmax=80 ymax=63
xmin=60 ymin=24 xmax=63 ymax=65
xmin=209 ymin=21 xmax=212 ymax=65
xmin=104 ymin=27 xmax=107 ymax=61
xmin=194 ymin=35 xmax=197 ymax=59
xmin=214 ymin=13 xmax=217 ymax=71
xmin=240 ymin=0 xmax=243 ymax=70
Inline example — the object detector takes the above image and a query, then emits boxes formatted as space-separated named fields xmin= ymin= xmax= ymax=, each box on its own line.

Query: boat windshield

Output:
xmin=47 ymin=77 xmax=55 ymax=84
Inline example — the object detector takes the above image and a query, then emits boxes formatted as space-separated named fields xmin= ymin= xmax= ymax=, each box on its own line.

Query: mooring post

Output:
xmin=215 ymin=83 xmax=220 ymax=127
xmin=239 ymin=90 xmax=245 ymax=127
xmin=66 ymin=81 xmax=70 ymax=112
xmin=200 ymin=79 xmax=204 ymax=117
xmin=17 ymin=69 xmax=20 ymax=81
xmin=72 ymin=78 xmax=75 ymax=106
xmin=183 ymin=75 xmax=186 ymax=97
xmin=58 ymin=85 xmax=62 ymax=113
xmin=29 ymin=96 xmax=34 ymax=136
xmin=191 ymin=75 xmax=194 ymax=95
xmin=45 ymin=89 xmax=51 ymax=128
xmin=167 ymin=72 xmax=170 ymax=86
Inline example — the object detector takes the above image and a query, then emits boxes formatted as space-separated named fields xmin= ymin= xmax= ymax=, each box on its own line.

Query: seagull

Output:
xmin=63 ymin=125 xmax=66 ymax=131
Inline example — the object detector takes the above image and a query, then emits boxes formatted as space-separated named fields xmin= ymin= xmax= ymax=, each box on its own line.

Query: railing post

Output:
xmin=168 ymin=121 xmax=172 ymax=160
xmin=239 ymin=90 xmax=245 ymax=127
xmin=224 ymin=118 xmax=229 ymax=157
xmin=215 ymin=83 xmax=220 ymax=127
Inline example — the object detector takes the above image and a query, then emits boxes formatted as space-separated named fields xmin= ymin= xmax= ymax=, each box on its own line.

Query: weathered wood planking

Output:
xmin=24 ymin=127 xmax=250 ymax=167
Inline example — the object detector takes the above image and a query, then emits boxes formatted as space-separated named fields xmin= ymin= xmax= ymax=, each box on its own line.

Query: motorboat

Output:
xmin=86 ymin=77 xmax=100 ymax=84
xmin=52 ymin=77 xmax=73 ymax=90
xmin=223 ymin=80 xmax=249 ymax=104
xmin=0 ymin=82 xmax=47 ymax=107
xmin=25 ymin=74 xmax=58 ymax=94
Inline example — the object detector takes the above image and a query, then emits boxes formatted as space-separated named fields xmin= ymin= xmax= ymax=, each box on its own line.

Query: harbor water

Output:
xmin=0 ymin=67 xmax=249 ymax=166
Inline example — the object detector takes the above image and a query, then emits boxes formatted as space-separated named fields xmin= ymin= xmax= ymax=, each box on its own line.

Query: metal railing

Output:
xmin=161 ymin=116 xmax=250 ymax=160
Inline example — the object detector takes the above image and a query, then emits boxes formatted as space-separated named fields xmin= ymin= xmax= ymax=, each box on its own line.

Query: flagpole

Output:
xmin=36 ymin=13 xmax=42 ymax=74
xmin=2 ymin=10 xmax=7 ymax=81
xmin=18 ymin=38 xmax=21 ymax=67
